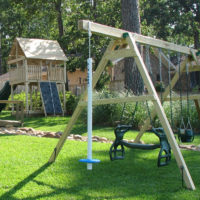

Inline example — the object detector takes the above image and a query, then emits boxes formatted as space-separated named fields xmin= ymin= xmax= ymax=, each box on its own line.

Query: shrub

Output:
xmin=10 ymin=92 xmax=42 ymax=111
xmin=64 ymin=91 xmax=78 ymax=115
xmin=79 ymin=89 xmax=122 ymax=126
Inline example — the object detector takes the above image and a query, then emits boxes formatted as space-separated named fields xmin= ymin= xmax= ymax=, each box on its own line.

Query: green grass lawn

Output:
xmin=0 ymin=135 xmax=200 ymax=200
xmin=0 ymin=111 xmax=200 ymax=199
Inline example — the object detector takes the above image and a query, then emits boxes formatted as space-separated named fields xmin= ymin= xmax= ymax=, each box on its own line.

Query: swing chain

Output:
xmin=146 ymin=100 xmax=154 ymax=128
xmin=186 ymin=62 xmax=190 ymax=120
xmin=145 ymin=45 xmax=152 ymax=75
xmin=158 ymin=48 xmax=163 ymax=103
xmin=168 ymin=51 xmax=173 ymax=129
xmin=186 ymin=61 xmax=193 ymax=131
xmin=88 ymin=22 xmax=92 ymax=59
xmin=178 ymin=52 xmax=184 ymax=124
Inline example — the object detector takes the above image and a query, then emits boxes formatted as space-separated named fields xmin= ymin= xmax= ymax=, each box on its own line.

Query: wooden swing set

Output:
xmin=48 ymin=20 xmax=200 ymax=190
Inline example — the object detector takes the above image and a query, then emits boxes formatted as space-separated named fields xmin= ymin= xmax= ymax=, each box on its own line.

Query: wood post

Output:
xmin=63 ymin=83 xmax=66 ymax=115
xmin=126 ymin=33 xmax=195 ymax=190
xmin=16 ymin=103 xmax=19 ymax=120
xmin=30 ymin=85 xmax=33 ymax=112
xmin=25 ymin=82 xmax=29 ymax=115
xmin=11 ymin=84 xmax=14 ymax=114
xmin=194 ymin=100 xmax=200 ymax=121
xmin=20 ymin=102 xmax=24 ymax=123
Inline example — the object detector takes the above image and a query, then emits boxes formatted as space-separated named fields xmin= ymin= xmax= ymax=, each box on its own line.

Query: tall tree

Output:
xmin=121 ymin=0 xmax=143 ymax=94
xmin=54 ymin=0 xmax=64 ymax=38
xmin=141 ymin=0 xmax=200 ymax=86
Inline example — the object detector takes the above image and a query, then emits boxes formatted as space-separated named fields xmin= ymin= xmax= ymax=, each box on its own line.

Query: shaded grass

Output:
xmin=0 ymin=135 xmax=199 ymax=199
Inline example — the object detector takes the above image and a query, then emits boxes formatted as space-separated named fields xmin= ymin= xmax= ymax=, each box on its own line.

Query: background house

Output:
xmin=67 ymin=69 xmax=87 ymax=96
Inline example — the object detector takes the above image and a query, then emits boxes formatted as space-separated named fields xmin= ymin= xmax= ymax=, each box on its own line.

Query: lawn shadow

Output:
xmin=0 ymin=134 xmax=18 ymax=137
xmin=0 ymin=162 xmax=51 ymax=200
xmin=54 ymin=146 xmax=194 ymax=199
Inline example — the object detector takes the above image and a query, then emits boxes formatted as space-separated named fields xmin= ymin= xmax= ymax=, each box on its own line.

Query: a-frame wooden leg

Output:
xmin=194 ymin=99 xmax=200 ymax=121
xmin=48 ymin=40 xmax=117 ymax=163
xmin=126 ymin=33 xmax=195 ymax=190
xmin=134 ymin=59 xmax=188 ymax=142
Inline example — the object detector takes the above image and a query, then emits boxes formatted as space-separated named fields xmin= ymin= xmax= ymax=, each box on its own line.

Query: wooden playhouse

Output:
xmin=7 ymin=37 xmax=68 ymax=116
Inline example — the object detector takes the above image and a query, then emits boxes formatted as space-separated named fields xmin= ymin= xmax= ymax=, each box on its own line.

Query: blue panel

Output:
xmin=50 ymin=82 xmax=63 ymax=114
xmin=40 ymin=82 xmax=62 ymax=115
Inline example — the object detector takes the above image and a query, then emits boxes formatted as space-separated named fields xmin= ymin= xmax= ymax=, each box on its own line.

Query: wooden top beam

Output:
xmin=0 ymin=100 xmax=23 ymax=104
xmin=78 ymin=20 xmax=197 ymax=55
xmin=79 ymin=95 xmax=155 ymax=107
xmin=7 ymin=56 xmax=25 ymax=65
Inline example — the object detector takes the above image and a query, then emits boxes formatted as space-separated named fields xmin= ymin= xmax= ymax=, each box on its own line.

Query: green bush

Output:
xmin=9 ymin=91 xmax=78 ymax=116
xmin=84 ymin=89 xmax=200 ymax=133
xmin=79 ymin=89 xmax=123 ymax=126
xmin=64 ymin=91 xmax=78 ymax=115
xmin=59 ymin=91 xmax=78 ymax=115
xmin=93 ymin=90 xmax=122 ymax=126
xmin=9 ymin=92 xmax=42 ymax=111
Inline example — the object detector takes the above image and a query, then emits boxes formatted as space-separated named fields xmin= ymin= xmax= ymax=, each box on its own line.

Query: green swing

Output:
xmin=178 ymin=55 xmax=194 ymax=142
xmin=109 ymin=47 xmax=171 ymax=167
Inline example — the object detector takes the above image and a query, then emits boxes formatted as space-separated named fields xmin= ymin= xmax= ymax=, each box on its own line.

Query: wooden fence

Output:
xmin=9 ymin=65 xmax=65 ymax=84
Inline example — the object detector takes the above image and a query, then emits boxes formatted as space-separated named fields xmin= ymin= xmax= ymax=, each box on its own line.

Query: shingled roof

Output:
xmin=8 ymin=37 xmax=67 ymax=62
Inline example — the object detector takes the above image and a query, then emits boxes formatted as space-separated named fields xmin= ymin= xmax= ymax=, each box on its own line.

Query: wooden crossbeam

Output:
xmin=78 ymin=20 xmax=197 ymax=55
xmin=183 ymin=65 xmax=200 ymax=72
xmin=165 ymin=94 xmax=200 ymax=101
xmin=105 ymin=49 xmax=134 ymax=60
xmin=79 ymin=94 xmax=200 ymax=107
xmin=7 ymin=56 xmax=25 ymax=65
xmin=125 ymin=33 xmax=195 ymax=190
xmin=0 ymin=100 xmax=23 ymax=104
xmin=79 ymin=95 xmax=155 ymax=107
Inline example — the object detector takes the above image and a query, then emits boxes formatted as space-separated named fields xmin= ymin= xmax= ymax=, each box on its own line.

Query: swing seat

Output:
xmin=109 ymin=126 xmax=171 ymax=167
xmin=79 ymin=159 xmax=100 ymax=163
xmin=178 ymin=129 xmax=194 ymax=143
xmin=109 ymin=142 xmax=125 ymax=161
xmin=121 ymin=140 xmax=160 ymax=150
xmin=151 ymin=128 xmax=171 ymax=167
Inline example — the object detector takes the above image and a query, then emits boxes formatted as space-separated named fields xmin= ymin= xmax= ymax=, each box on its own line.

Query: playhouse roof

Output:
xmin=8 ymin=37 xmax=67 ymax=62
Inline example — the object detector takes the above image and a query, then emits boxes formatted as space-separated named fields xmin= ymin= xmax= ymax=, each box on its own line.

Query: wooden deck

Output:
xmin=9 ymin=65 xmax=65 ymax=85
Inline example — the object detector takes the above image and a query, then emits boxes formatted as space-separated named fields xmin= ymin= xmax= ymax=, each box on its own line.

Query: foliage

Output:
xmin=141 ymin=0 xmax=200 ymax=48
xmin=60 ymin=91 xmax=78 ymax=115
xmin=8 ymin=91 xmax=42 ymax=111
xmin=8 ymin=91 xmax=78 ymax=116
xmin=79 ymin=89 xmax=123 ymax=126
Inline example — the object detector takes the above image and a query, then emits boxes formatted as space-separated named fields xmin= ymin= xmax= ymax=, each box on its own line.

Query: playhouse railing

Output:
xmin=9 ymin=65 xmax=65 ymax=84
xmin=9 ymin=65 xmax=26 ymax=84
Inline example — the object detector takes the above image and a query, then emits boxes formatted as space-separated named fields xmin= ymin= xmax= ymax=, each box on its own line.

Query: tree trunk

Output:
xmin=191 ymin=6 xmax=200 ymax=88
xmin=121 ymin=0 xmax=143 ymax=95
xmin=54 ymin=0 xmax=64 ymax=38
xmin=0 ymin=33 xmax=2 ymax=75
xmin=54 ymin=0 xmax=69 ymax=91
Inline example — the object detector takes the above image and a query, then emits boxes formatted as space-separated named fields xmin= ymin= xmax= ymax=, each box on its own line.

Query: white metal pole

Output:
xmin=87 ymin=57 xmax=93 ymax=170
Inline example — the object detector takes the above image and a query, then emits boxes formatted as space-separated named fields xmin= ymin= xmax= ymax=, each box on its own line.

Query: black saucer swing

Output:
xmin=109 ymin=46 xmax=172 ymax=167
